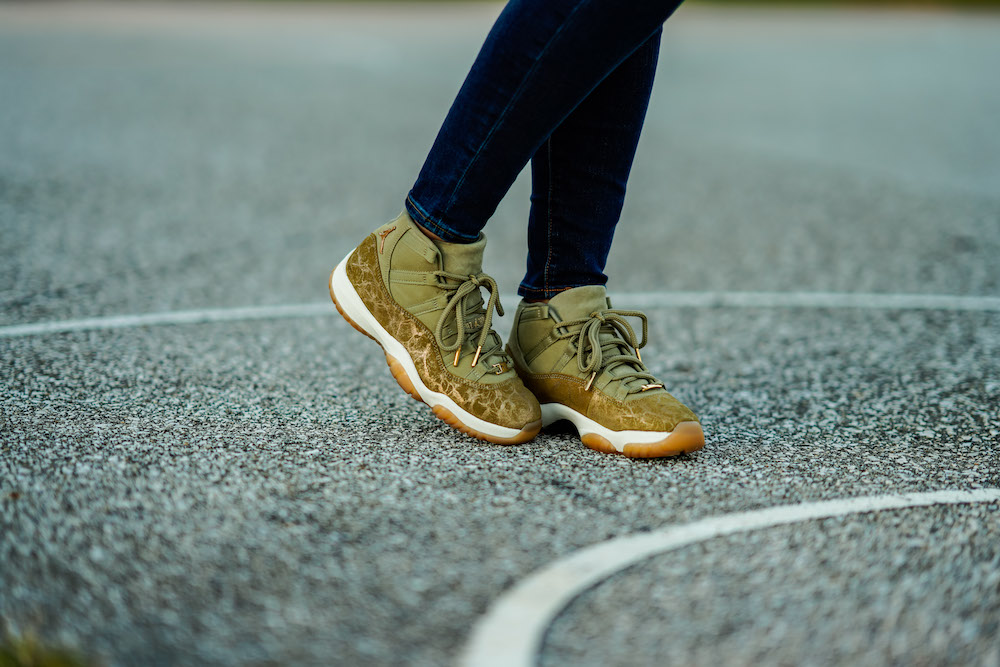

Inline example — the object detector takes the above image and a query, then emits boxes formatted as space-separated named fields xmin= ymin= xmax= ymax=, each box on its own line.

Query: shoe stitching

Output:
xmin=543 ymin=137 xmax=554 ymax=296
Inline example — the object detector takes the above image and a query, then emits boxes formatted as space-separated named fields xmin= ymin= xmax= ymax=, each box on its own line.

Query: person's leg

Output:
xmin=520 ymin=29 xmax=662 ymax=300
xmin=498 ymin=23 xmax=703 ymax=459
xmin=332 ymin=0 xmax=697 ymax=450
xmin=405 ymin=0 xmax=685 ymax=243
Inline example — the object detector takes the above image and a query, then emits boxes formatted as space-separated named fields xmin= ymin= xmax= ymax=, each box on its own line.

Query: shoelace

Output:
xmin=555 ymin=309 xmax=663 ymax=393
xmin=432 ymin=271 xmax=504 ymax=368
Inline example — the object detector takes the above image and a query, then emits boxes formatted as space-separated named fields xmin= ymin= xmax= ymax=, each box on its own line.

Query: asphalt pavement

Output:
xmin=1 ymin=3 xmax=999 ymax=666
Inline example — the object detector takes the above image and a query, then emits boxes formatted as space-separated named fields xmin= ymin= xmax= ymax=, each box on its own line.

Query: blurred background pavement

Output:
xmin=2 ymin=3 xmax=999 ymax=666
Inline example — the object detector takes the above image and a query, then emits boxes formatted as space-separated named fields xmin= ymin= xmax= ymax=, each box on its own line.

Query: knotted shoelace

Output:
xmin=555 ymin=309 xmax=663 ymax=393
xmin=432 ymin=271 xmax=505 ymax=368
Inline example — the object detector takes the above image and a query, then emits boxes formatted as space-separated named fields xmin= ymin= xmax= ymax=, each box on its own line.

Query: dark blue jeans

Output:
xmin=405 ymin=0 xmax=685 ymax=299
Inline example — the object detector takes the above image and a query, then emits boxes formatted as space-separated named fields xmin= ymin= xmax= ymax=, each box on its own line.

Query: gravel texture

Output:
xmin=1 ymin=3 xmax=998 ymax=666
xmin=543 ymin=506 xmax=1000 ymax=667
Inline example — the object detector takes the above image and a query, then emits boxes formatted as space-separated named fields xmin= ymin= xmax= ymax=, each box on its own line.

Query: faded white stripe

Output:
xmin=458 ymin=488 xmax=1000 ymax=667
xmin=616 ymin=291 xmax=1000 ymax=312
xmin=1 ymin=291 xmax=997 ymax=339
xmin=0 ymin=303 xmax=330 ymax=339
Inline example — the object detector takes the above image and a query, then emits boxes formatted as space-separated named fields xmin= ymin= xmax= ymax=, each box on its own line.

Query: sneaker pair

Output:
xmin=329 ymin=212 xmax=704 ymax=458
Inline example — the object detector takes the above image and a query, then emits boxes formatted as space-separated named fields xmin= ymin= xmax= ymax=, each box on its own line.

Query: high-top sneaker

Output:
xmin=506 ymin=285 xmax=703 ymax=457
xmin=330 ymin=212 xmax=541 ymax=444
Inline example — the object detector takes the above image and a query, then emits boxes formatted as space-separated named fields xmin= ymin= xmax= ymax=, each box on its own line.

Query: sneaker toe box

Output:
xmin=591 ymin=389 xmax=698 ymax=433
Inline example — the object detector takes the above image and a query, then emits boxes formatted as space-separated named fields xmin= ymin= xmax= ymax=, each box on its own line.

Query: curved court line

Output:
xmin=1 ymin=291 xmax=998 ymax=339
xmin=458 ymin=488 xmax=1000 ymax=667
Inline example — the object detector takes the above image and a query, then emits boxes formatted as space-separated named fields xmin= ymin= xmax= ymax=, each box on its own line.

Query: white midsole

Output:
xmin=540 ymin=403 xmax=673 ymax=453
xmin=330 ymin=250 xmax=523 ymax=440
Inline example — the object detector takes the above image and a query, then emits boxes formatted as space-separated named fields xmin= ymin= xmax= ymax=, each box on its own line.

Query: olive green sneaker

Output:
xmin=506 ymin=285 xmax=704 ymax=457
xmin=329 ymin=211 xmax=541 ymax=444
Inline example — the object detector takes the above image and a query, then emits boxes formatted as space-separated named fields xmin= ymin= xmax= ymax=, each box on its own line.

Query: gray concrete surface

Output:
xmin=1 ymin=3 xmax=999 ymax=666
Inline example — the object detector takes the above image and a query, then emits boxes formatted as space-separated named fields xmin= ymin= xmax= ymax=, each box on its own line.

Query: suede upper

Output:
xmin=507 ymin=285 xmax=698 ymax=432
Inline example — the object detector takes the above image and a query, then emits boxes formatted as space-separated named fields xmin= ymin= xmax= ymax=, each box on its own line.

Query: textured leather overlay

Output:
xmin=516 ymin=372 xmax=595 ymax=415
xmin=346 ymin=236 xmax=541 ymax=428
xmin=518 ymin=366 xmax=697 ymax=432
xmin=589 ymin=387 xmax=698 ymax=432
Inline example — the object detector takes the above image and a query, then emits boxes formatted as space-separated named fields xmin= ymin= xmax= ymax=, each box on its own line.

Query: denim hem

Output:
xmin=517 ymin=281 xmax=606 ymax=300
xmin=404 ymin=194 xmax=480 ymax=244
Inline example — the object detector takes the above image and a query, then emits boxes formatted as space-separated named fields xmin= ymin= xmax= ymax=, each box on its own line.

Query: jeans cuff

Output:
xmin=517 ymin=281 xmax=600 ymax=300
xmin=404 ymin=194 xmax=479 ymax=244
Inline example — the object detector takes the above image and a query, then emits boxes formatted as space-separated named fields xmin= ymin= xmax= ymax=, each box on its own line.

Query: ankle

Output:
xmin=414 ymin=221 xmax=443 ymax=242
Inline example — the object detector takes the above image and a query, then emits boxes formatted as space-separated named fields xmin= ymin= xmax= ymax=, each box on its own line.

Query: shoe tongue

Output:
xmin=548 ymin=285 xmax=611 ymax=321
xmin=433 ymin=234 xmax=487 ymax=276
xmin=432 ymin=233 xmax=493 ymax=350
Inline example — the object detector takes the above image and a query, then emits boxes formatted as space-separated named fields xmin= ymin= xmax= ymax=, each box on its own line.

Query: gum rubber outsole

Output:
xmin=329 ymin=269 xmax=540 ymax=446
xmin=580 ymin=421 xmax=705 ymax=459
xmin=432 ymin=405 xmax=541 ymax=446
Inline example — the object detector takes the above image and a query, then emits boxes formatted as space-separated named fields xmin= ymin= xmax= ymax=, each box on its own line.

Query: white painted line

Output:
xmin=616 ymin=291 xmax=1000 ymax=312
xmin=1 ymin=290 xmax=997 ymax=339
xmin=458 ymin=488 xmax=1000 ymax=667
xmin=0 ymin=303 xmax=331 ymax=339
